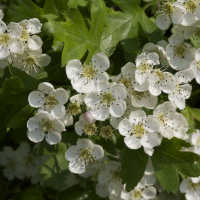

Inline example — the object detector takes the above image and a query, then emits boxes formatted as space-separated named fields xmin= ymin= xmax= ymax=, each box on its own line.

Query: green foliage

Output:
xmin=152 ymin=138 xmax=200 ymax=193
xmin=121 ymin=147 xmax=148 ymax=192
xmin=23 ymin=186 xmax=45 ymax=200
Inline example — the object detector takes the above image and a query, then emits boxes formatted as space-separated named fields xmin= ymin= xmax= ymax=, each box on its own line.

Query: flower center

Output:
xmin=185 ymin=0 xmax=198 ymax=13
xmin=100 ymin=125 xmax=113 ymax=140
xmin=67 ymin=102 xmax=81 ymax=116
xmin=196 ymin=135 xmax=200 ymax=146
xmin=0 ymin=33 xmax=10 ymax=45
xmin=83 ymin=123 xmax=97 ymax=136
xmin=82 ymin=65 xmax=96 ymax=80
xmin=162 ymin=2 xmax=174 ymax=15
xmin=154 ymin=69 xmax=163 ymax=80
xmin=174 ymin=44 xmax=187 ymax=58
xmin=197 ymin=61 xmax=200 ymax=70
xmin=132 ymin=125 xmax=144 ymax=138
xmin=101 ymin=91 xmax=115 ymax=106
xmin=112 ymin=170 xmax=121 ymax=181
xmin=132 ymin=90 xmax=144 ymax=99
xmin=131 ymin=189 xmax=142 ymax=199
xmin=119 ymin=77 xmax=131 ymax=88
xmin=44 ymin=94 xmax=59 ymax=109
xmin=24 ymin=55 xmax=36 ymax=65
xmin=41 ymin=119 xmax=54 ymax=132
xmin=157 ymin=113 xmax=168 ymax=124
xmin=79 ymin=148 xmax=96 ymax=164
xmin=173 ymin=84 xmax=185 ymax=94
xmin=194 ymin=27 xmax=200 ymax=39
xmin=138 ymin=62 xmax=150 ymax=73
xmin=20 ymin=29 xmax=29 ymax=41
xmin=189 ymin=180 xmax=199 ymax=189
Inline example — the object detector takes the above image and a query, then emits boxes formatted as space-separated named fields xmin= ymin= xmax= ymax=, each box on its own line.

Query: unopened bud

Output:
xmin=84 ymin=111 xmax=95 ymax=124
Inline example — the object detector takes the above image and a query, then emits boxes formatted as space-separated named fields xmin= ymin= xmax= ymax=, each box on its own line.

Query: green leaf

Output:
xmin=40 ymin=153 xmax=70 ymax=189
xmin=23 ymin=186 xmax=45 ymax=200
xmin=100 ymin=0 xmax=163 ymax=57
xmin=43 ymin=0 xmax=106 ymax=66
xmin=151 ymin=138 xmax=200 ymax=193
xmin=121 ymin=147 xmax=148 ymax=192
xmin=75 ymin=174 xmax=88 ymax=189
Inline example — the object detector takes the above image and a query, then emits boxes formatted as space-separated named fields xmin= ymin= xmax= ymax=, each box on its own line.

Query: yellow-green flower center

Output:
xmin=100 ymin=125 xmax=113 ymax=139
xmin=131 ymin=189 xmax=142 ymax=199
xmin=45 ymin=94 xmax=59 ymax=109
xmin=112 ymin=170 xmax=121 ymax=181
xmin=194 ymin=27 xmax=200 ymax=39
xmin=132 ymin=90 xmax=144 ymax=99
xmin=174 ymin=44 xmax=187 ymax=58
xmin=119 ymin=77 xmax=131 ymax=88
xmin=24 ymin=55 xmax=36 ymax=65
xmin=157 ymin=113 xmax=168 ymax=124
xmin=0 ymin=33 xmax=10 ymax=45
xmin=132 ymin=125 xmax=144 ymax=138
xmin=189 ymin=180 xmax=199 ymax=189
xmin=185 ymin=0 xmax=198 ymax=13
xmin=162 ymin=2 xmax=174 ymax=15
xmin=155 ymin=69 xmax=163 ymax=80
xmin=138 ymin=62 xmax=150 ymax=72
xmin=67 ymin=102 xmax=81 ymax=116
xmin=101 ymin=91 xmax=115 ymax=106
xmin=82 ymin=65 xmax=96 ymax=80
xmin=83 ymin=123 xmax=97 ymax=136
xmin=20 ymin=29 xmax=29 ymax=41
xmin=79 ymin=148 xmax=96 ymax=163
xmin=41 ymin=119 xmax=54 ymax=132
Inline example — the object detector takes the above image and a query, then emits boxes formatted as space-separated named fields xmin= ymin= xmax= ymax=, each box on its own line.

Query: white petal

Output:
xmin=28 ymin=91 xmax=45 ymax=108
xmin=90 ymin=104 xmax=110 ymax=121
xmin=77 ymin=138 xmax=94 ymax=148
xmin=135 ymin=69 xmax=145 ymax=85
xmin=0 ymin=21 xmax=6 ymax=34
xmin=38 ymin=82 xmax=54 ymax=94
xmin=148 ymin=82 xmax=161 ymax=96
xmin=51 ymin=104 xmax=66 ymax=118
xmin=108 ymin=180 xmax=123 ymax=195
xmin=121 ymin=62 xmax=136 ymax=76
xmin=143 ymin=173 xmax=157 ymax=185
xmin=144 ymin=147 xmax=154 ymax=156
xmin=169 ymin=31 xmax=184 ymax=45
xmin=110 ymin=100 xmax=126 ymax=117
xmin=98 ymin=171 xmax=111 ymax=184
xmin=53 ymin=118 xmax=65 ymax=132
xmin=191 ymin=131 xmax=200 ymax=145
xmin=45 ymin=131 xmax=62 ymax=145
xmin=92 ymin=52 xmax=110 ymax=72
xmin=97 ymin=81 xmax=111 ymax=93
xmin=55 ymin=88 xmax=68 ymax=104
xmin=124 ymin=135 xmax=141 ymax=149
xmin=156 ymin=14 xmax=170 ymax=31
xmin=69 ymin=157 xmax=85 ymax=174
xmin=142 ymin=186 xmax=157 ymax=199
xmin=136 ymin=53 xmax=146 ymax=67
xmin=37 ymin=54 xmax=51 ymax=67
xmin=180 ymin=179 xmax=190 ymax=193
xmin=66 ymin=59 xmax=82 ymax=80
xmin=92 ymin=144 xmax=104 ymax=160
xmin=27 ymin=18 xmax=42 ymax=34
xmin=146 ymin=52 xmax=160 ymax=65
xmin=27 ymin=116 xmax=40 ymax=131
xmin=111 ymin=84 xmax=127 ymax=100
xmin=129 ymin=110 xmax=146 ymax=124
xmin=95 ymin=183 xmax=109 ymax=198
xmin=145 ymin=116 xmax=160 ymax=132
xmin=65 ymin=146 xmax=79 ymax=161
xmin=95 ymin=72 xmax=109 ymax=82
xmin=181 ymin=13 xmax=196 ymax=26
xmin=0 ymin=11 xmax=4 ymax=21
xmin=118 ymin=119 xmax=132 ymax=136
xmin=9 ymin=39 xmax=23 ymax=54
xmin=171 ymin=7 xmax=184 ymax=24
xmin=27 ymin=35 xmax=43 ymax=50
xmin=7 ymin=22 xmax=22 ymax=38
xmin=27 ymin=130 xmax=45 ymax=143
xmin=84 ymin=91 xmax=101 ymax=107
xmin=141 ymin=132 xmax=162 ymax=148
xmin=75 ymin=120 xmax=85 ymax=136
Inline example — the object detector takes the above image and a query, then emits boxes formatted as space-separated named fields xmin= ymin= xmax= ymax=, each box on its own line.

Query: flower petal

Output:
xmin=28 ymin=91 xmax=45 ymax=108
xmin=27 ymin=130 xmax=44 ymax=143
xmin=27 ymin=35 xmax=43 ymax=50
xmin=45 ymin=131 xmax=62 ymax=145
xmin=37 ymin=54 xmax=51 ymax=67
xmin=124 ymin=135 xmax=141 ymax=149
xmin=110 ymin=100 xmax=126 ymax=118
xmin=92 ymin=52 xmax=110 ymax=72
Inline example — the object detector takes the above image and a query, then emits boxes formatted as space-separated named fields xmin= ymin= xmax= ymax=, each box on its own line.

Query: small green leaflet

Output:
xmin=151 ymin=138 xmax=200 ymax=194
xmin=121 ymin=147 xmax=148 ymax=192
xmin=23 ymin=186 xmax=45 ymax=200
xmin=43 ymin=0 xmax=106 ymax=66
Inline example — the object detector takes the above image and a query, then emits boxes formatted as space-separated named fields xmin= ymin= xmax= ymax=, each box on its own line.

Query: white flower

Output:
xmin=135 ymin=52 xmax=160 ymax=85
xmin=128 ymin=88 xmax=158 ymax=109
xmin=65 ymin=138 xmax=104 ymax=174
xmin=168 ymin=69 xmax=194 ymax=109
xmin=121 ymin=178 xmax=157 ymax=200
xmin=0 ymin=146 xmax=25 ymax=180
xmin=156 ymin=2 xmax=184 ymax=30
xmin=118 ymin=110 xmax=161 ymax=153
xmin=110 ymin=98 xmax=141 ymax=129
xmin=177 ymin=0 xmax=200 ymax=26
xmin=66 ymin=53 xmax=110 ymax=93
xmin=95 ymin=183 xmax=109 ymax=198
xmin=27 ymin=110 xmax=65 ymax=145
xmin=180 ymin=177 xmax=200 ymax=200
xmin=143 ymin=41 xmax=170 ymax=68
xmin=29 ymin=82 xmax=68 ymax=118
xmin=0 ymin=21 xmax=23 ymax=59
xmin=0 ymin=10 xmax=4 ymax=21
xmin=144 ymin=159 xmax=157 ymax=185
xmin=19 ymin=18 xmax=42 ymax=50
xmin=12 ymin=48 xmax=51 ymax=76
xmin=190 ymin=48 xmax=200 ymax=84
xmin=190 ymin=130 xmax=200 ymax=155
xmin=153 ymin=101 xmax=188 ymax=139
xmin=184 ymin=20 xmax=200 ymax=41
xmin=109 ymin=194 xmax=123 ymax=200
xmin=84 ymin=82 xmax=127 ymax=121
xmin=166 ymin=31 xmax=196 ymax=70
xmin=75 ymin=114 xmax=97 ymax=137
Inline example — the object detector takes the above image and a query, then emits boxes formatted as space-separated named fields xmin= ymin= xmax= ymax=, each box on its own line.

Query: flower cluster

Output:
xmin=0 ymin=12 xmax=50 ymax=75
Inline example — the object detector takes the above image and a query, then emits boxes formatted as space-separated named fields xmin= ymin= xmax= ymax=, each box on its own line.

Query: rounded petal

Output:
xmin=97 ymin=81 xmax=111 ymax=93
xmin=27 ymin=18 xmax=42 ymax=34
xmin=98 ymin=171 xmax=112 ymax=184
xmin=0 ymin=21 xmax=7 ymax=34
xmin=171 ymin=7 xmax=184 ymax=24
xmin=141 ymin=132 xmax=162 ymax=148
xmin=27 ymin=35 xmax=43 ymax=50
xmin=45 ymin=131 xmax=62 ymax=145
xmin=146 ymin=52 xmax=160 ymax=65
xmin=92 ymin=144 xmax=104 ymax=160
xmin=135 ymin=69 xmax=145 ymax=85
xmin=53 ymin=118 xmax=65 ymax=132
xmin=84 ymin=91 xmax=101 ymax=107
xmin=55 ymin=88 xmax=68 ymax=104
xmin=51 ymin=104 xmax=66 ymax=118
xmin=69 ymin=157 xmax=85 ymax=174
xmin=65 ymin=146 xmax=79 ymax=161
xmin=0 ymin=46 xmax=9 ymax=59
xmin=118 ymin=119 xmax=133 ymax=136
xmin=7 ymin=22 xmax=22 ymax=38
xmin=191 ymin=131 xmax=200 ymax=145
xmin=136 ymin=53 xmax=146 ymax=67
xmin=27 ymin=130 xmax=45 ymax=143
xmin=145 ymin=116 xmax=160 ymax=132
xmin=90 ymin=104 xmax=110 ymax=121
xmin=169 ymin=31 xmax=184 ymax=45
xmin=38 ymin=82 xmax=54 ymax=93
xmin=111 ymin=84 xmax=127 ymax=100
xmin=110 ymin=100 xmax=126 ymax=118
xmin=156 ymin=14 xmax=170 ymax=31
xmin=129 ymin=110 xmax=146 ymax=124
xmin=28 ymin=91 xmax=45 ymax=108
xmin=121 ymin=62 xmax=136 ymax=76
xmin=77 ymin=138 xmax=93 ymax=148
xmin=142 ymin=186 xmax=157 ymax=199
xmin=95 ymin=72 xmax=109 ymax=82
xmin=66 ymin=59 xmax=82 ymax=80
xmin=148 ymin=82 xmax=161 ymax=96
xmin=95 ymin=183 xmax=109 ymax=198
xmin=75 ymin=120 xmax=85 ymax=136
xmin=124 ymin=135 xmax=141 ymax=149
xmin=9 ymin=39 xmax=23 ymax=54
xmin=27 ymin=116 xmax=40 ymax=131
xmin=37 ymin=54 xmax=51 ymax=67
xmin=181 ymin=13 xmax=196 ymax=26
xmin=180 ymin=179 xmax=190 ymax=193
xmin=92 ymin=52 xmax=110 ymax=72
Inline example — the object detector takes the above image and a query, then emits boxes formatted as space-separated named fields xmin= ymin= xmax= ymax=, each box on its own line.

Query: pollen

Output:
xmin=83 ymin=123 xmax=97 ymax=136
xmin=41 ymin=119 xmax=54 ymax=132
xmin=132 ymin=125 xmax=144 ymax=138
xmin=101 ymin=91 xmax=115 ymax=106
xmin=138 ymin=62 xmax=150 ymax=72
xmin=100 ymin=125 xmax=113 ymax=140
xmin=131 ymin=189 xmax=142 ymax=199
xmin=0 ymin=33 xmax=10 ymax=45
xmin=24 ymin=55 xmax=36 ymax=65
xmin=185 ymin=0 xmax=198 ymax=13
xmin=119 ymin=77 xmax=131 ymax=88
xmin=174 ymin=44 xmax=187 ymax=58
xmin=132 ymin=90 xmax=144 ymax=99
xmin=157 ymin=113 xmax=168 ymax=124
xmin=20 ymin=29 xmax=29 ymax=41
xmin=82 ymin=65 xmax=96 ymax=80
xmin=67 ymin=102 xmax=81 ymax=116
xmin=44 ymin=94 xmax=59 ymax=109
xmin=79 ymin=148 xmax=96 ymax=164
xmin=162 ymin=2 xmax=174 ymax=15
xmin=155 ymin=69 xmax=163 ymax=80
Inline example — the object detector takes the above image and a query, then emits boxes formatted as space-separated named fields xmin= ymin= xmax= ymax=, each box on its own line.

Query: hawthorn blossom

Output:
xmin=166 ymin=31 xmax=195 ymax=70
xmin=190 ymin=48 xmax=200 ymax=84
xmin=168 ymin=69 xmax=194 ymax=109
xmin=156 ymin=2 xmax=184 ymax=30
xmin=65 ymin=138 xmax=104 ymax=174
xmin=184 ymin=20 xmax=200 ymax=41
xmin=29 ymin=82 xmax=68 ymax=118
xmin=118 ymin=110 xmax=161 ymax=153
xmin=121 ymin=178 xmax=157 ymax=200
xmin=27 ymin=110 xmax=65 ymax=145
xmin=66 ymin=53 xmax=110 ymax=93
xmin=12 ymin=48 xmax=51 ymax=76
xmin=180 ymin=177 xmax=200 ymax=200
xmin=0 ymin=21 xmax=23 ymax=59
xmin=190 ymin=130 xmax=200 ymax=155
xmin=96 ymin=183 xmax=109 ymax=198
xmin=84 ymin=82 xmax=127 ymax=121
